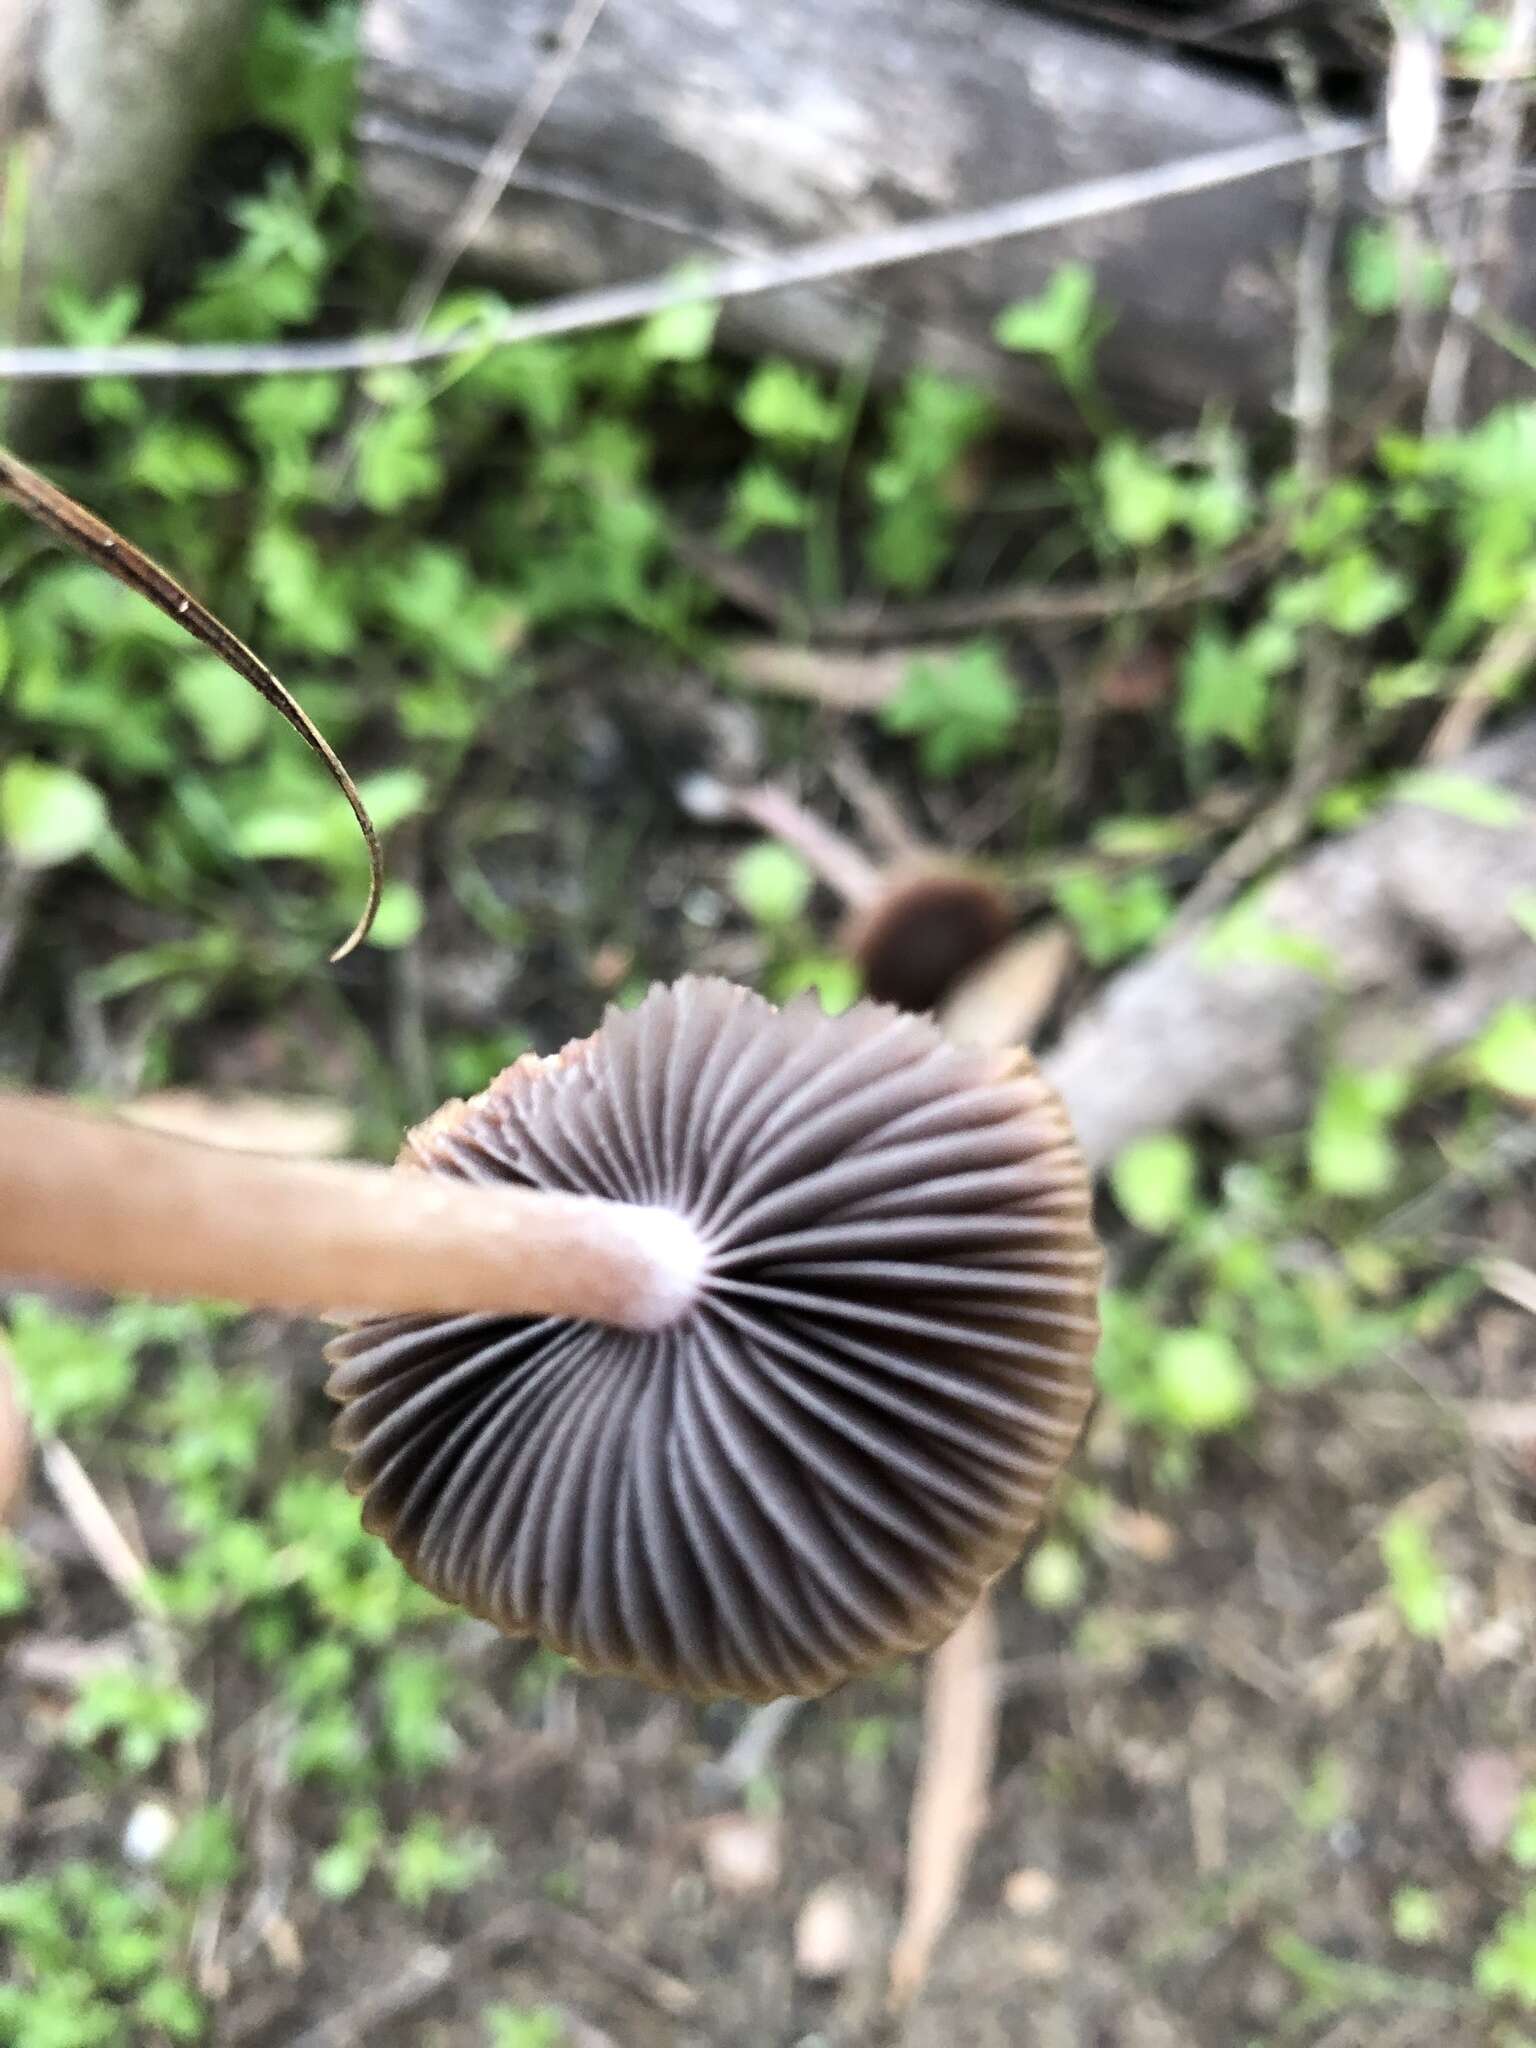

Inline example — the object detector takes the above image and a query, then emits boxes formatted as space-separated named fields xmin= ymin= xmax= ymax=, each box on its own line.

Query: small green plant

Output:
xmin=1380 ymin=1509 xmax=1452 ymax=1642
xmin=484 ymin=2004 xmax=567 ymax=2048
xmin=1480 ymin=1892 xmax=1536 ymax=2010
xmin=1309 ymin=1066 xmax=1412 ymax=1200
xmin=1391 ymin=1886 xmax=1445 ymax=1945
xmin=0 ymin=1863 xmax=204 ymax=2047
xmin=881 ymin=641 xmax=1022 ymax=775
xmin=68 ymin=1667 xmax=208 ymax=1775
xmin=389 ymin=1817 xmax=496 ymax=1909
xmin=1111 ymin=1133 xmax=1198 ymax=1236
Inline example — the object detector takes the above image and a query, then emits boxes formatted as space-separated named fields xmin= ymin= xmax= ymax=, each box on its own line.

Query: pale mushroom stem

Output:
xmin=0 ymin=1093 xmax=705 ymax=1332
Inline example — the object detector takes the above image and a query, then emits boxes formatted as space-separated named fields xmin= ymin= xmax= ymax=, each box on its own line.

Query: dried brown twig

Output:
xmin=0 ymin=447 xmax=381 ymax=959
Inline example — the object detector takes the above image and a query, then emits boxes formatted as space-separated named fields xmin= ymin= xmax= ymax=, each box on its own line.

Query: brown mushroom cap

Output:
xmin=325 ymin=977 xmax=1101 ymax=1701
xmin=841 ymin=862 xmax=1013 ymax=1015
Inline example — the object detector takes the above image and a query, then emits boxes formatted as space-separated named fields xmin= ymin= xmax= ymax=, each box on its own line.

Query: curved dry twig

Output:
xmin=0 ymin=447 xmax=381 ymax=958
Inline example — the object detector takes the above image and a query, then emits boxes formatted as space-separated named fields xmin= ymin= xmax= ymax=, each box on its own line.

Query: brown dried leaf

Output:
xmin=939 ymin=923 xmax=1074 ymax=1052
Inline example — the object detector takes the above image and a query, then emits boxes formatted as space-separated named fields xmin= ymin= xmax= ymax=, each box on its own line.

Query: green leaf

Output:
xmin=173 ymin=656 xmax=271 ymax=763
xmin=1380 ymin=1509 xmax=1451 ymax=1640
xmin=1390 ymin=1886 xmax=1444 ymax=1945
xmin=1098 ymin=439 xmax=1181 ymax=548
xmin=1053 ymin=867 xmax=1173 ymax=966
xmin=994 ymin=263 xmax=1096 ymax=360
xmin=1317 ymin=548 xmax=1409 ymax=635
xmin=771 ymin=955 xmax=861 ymax=1014
xmin=366 ymin=880 xmax=425 ymax=950
xmin=881 ymin=641 xmax=1021 ymax=776
xmin=0 ymin=760 xmax=108 ymax=868
xmin=1470 ymin=1002 xmax=1536 ymax=1098
xmin=1347 ymin=222 xmax=1450 ymax=316
xmin=1510 ymin=890 xmax=1536 ymax=943
xmin=1152 ymin=1330 xmax=1254 ymax=1434
xmin=1179 ymin=622 xmax=1291 ymax=754
xmin=1112 ymin=1134 xmax=1197 ymax=1235
xmin=1024 ymin=1538 xmax=1085 ymax=1611
xmin=725 ymin=461 xmax=812 ymax=540
xmin=737 ymin=361 xmax=843 ymax=444
xmin=638 ymin=294 xmax=719 ymax=363
xmin=354 ymin=402 xmax=442 ymax=513
xmin=731 ymin=842 xmax=813 ymax=926
xmin=1396 ymin=768 xmax=1525 ymax=827
xmin=1309 ymin=1066 xmax=1410 ymax=1199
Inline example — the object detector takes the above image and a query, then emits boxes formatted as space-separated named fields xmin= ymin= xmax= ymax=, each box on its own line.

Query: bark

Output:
xmin=358 ymin=0 xmax=1341 ymax=432
xmin=1044 ymin=719 xmax=1536 ymax=1170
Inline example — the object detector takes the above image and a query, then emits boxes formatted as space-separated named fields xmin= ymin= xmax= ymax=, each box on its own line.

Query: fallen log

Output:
xmin=359 ymin=0 xmax=1344 ymax=432
xmin=1045 ymin=719 xmax=1536 ymax=1169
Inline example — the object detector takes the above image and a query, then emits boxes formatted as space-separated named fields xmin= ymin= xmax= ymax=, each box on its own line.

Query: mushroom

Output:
xmin=0 ymin=977 xmax=1101 ymax=1700
xmin=326 ymin=977 xmax=1100 ymax=1699
xmin=684 ymin=776 xmax=1012 ymax=1014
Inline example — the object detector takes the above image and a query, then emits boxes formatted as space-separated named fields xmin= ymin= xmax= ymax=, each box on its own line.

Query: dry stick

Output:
xmin=1424 ymin=0 xmax=1536 ymax=434
xmin=0 ymin=1093 xmax=705 ymax=1330
xmin=1170 ymin=43 xmax=1346 ymax=937
xmin=0 ymin=448 xmax=382 ymax=960
xmin=887 ymin=1596 xmax=1000 ymax=2010
xmin=0 ymin=123 xmax=1375 ymax=384
xmin=1424 ymin=587 xmax=1536 ymax=762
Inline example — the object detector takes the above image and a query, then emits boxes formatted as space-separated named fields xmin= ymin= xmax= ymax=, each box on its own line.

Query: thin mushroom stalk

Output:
xmin=0 ymin=1090 xmax=706 ymax=1330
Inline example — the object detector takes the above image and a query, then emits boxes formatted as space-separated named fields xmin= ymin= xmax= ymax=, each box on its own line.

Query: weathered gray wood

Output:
xmin=358 ymin=0 xmax=1338 ymax=431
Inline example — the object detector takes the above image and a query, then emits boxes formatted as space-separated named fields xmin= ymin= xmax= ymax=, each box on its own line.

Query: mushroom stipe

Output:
xmin=326 ymin=977 xmax=1102 ymax=1702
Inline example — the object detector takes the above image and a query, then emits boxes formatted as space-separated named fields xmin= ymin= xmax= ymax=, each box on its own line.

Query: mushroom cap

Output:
xmin=325 ymin=977 xmax=1101 ymax=1701
xmin=841 ymin=862 xmax=1013 ymax=1015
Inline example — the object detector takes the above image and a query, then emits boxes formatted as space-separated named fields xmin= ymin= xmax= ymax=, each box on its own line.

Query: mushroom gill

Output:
xmin=325 ymin=976 xmax=1102 ymax=1701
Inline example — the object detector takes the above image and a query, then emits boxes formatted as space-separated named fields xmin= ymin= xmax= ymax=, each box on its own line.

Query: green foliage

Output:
xmin=731 ymin=842 xmax=814 ymax=927
xmin=1053 ymin=866 xmax=1173 ymax=965
xmin=485 ymin=2005 xmax=567 ymax=2048
xmin=6 ymin=1299 xmax=141 ymax=1438
xmin=0 ymin=1864 xmax=204 ymax=2047
xmin=1480 ymin=1893 xmax=1536 ymax=2010
xmin=1470 ymin=1003 xmax=1536 ymax=1098
xmin=389 ymin=1817 xmax=496 ymax=1908
xmin=1309 ymin=1067 xmax=1412 ymax=1200
xmin=1380 ymin=1510 xmax=1452 ymax=1641
xmin=0 ymin=1533 xmax=30 ymax=1619
xmin=69 ymin=1667 xmax=208 ymax=1774
xmin=313 ymin=1805 xmax=384 ymax=1901
xmin=1111 ymin=1134 xmax=1198 ymax=1236
xmin=881 ymin=642 xmax=1021 ymax=775
xmin=1391 ymin=1887 xmax=1445 ymax=1945
xmin=0 ymin=759 xmax=108 ymax=867
xmin=1149 ymin=1330 xmax=1254 ymax=1436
